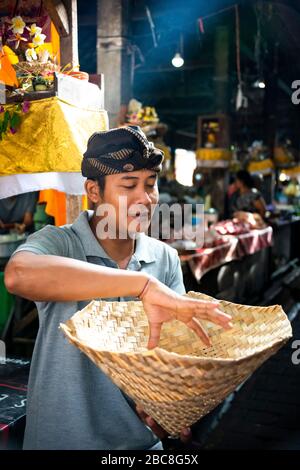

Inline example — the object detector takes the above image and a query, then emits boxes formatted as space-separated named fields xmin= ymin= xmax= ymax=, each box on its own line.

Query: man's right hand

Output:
xmin=141 ymin=277 xmax=233 ymax=349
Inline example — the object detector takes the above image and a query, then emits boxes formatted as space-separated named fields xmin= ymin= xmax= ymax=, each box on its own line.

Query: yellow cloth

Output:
xmin=248 ymin=159 xmax=274 ymax=173
xmin=0 ymin=97 xmax=109 ymax=176
xmin=196 ymin=148 xmax=232 ymax=161
xmin=282 ymin=166 xmax=300 ymax=177
xmin=274 ymin=147 xmax=293 ymax=165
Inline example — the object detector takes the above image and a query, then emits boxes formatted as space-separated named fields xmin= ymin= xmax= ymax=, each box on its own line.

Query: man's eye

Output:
xmin=147 ymin=185 xmax=155 ymax=189
xmin=122 ymin=186 xmax=136 ymax=189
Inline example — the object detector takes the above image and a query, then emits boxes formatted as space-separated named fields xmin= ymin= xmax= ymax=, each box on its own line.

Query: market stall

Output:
xmin=165 ymin=214 xmax=273 ymax=302
xmin=0 ymin=0 xmax=108 ymax=358
xmin=181 ymin=225 xmax=273 ymax=282
xmin=0 ymin=0 xmax=108 ymax=221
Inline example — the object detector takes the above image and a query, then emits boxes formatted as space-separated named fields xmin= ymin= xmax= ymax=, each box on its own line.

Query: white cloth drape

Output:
xmin=0 ymin=172 xmax=86 ymax=199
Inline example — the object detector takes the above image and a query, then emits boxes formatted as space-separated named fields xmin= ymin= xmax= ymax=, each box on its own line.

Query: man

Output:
xmin=0 ymin=192 xmax=38 ymax=234
xmin=4 ymin=126 xmax=232 ymax=450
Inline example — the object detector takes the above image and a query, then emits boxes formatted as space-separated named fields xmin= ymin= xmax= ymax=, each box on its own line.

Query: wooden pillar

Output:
xmin=214 ymin=26 xmax=229 ymax=114
xmin=66 ymin=194 xmax=83 ymax=224
xmin=97 ymin=0 xmax=132 ymax=127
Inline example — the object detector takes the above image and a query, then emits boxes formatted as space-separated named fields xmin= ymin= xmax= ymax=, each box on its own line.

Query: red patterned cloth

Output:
xmin=181 ymin=226 xmax=273 ymax=282
xmin=235 ymin=226 xmax=273 ymax=258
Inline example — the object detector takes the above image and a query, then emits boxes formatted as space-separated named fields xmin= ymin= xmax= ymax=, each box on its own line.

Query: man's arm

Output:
xmin=4 ymin=251 xmax=149 ymax=302
xmin=5 ymin=251 xmax=232 ymax=349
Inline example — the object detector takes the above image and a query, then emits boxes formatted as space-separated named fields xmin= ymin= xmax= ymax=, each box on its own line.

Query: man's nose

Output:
xmin=135 ymin=190 xmax=152 ymax=206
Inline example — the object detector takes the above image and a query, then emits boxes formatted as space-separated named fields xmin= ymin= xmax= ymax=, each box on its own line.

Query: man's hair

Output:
xmin=88 ymin=177 xmax=106 ymax=195
xmin=97 ymin=176 xmax=106 ymax=194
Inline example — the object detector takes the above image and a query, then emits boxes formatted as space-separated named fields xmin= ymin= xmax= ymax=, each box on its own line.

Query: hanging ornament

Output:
xmin=198 ymin=18 xmax=205 ymax=34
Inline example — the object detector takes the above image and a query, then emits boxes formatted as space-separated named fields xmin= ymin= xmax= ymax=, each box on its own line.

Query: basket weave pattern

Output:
xmin=60 ymin=292 xmax=292 ymax=435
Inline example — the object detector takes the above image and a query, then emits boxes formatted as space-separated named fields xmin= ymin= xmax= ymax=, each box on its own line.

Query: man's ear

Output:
xmin=85 ymin=180 xmax=102 ymax=204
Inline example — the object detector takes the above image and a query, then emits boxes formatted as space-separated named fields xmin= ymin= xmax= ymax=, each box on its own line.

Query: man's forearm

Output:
xmin=4 ymin=252 xmax=149 ymax=302
xmin=2 ymin=222 xmax=16 ymax=230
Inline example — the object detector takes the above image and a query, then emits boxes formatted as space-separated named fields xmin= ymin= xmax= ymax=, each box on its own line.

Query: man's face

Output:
xmin=87 ymin=170 xmax=159 ymax=237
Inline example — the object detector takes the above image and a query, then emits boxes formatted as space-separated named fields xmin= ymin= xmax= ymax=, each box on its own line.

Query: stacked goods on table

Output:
xmin=213 ymin=219 xmax=250 ymax=236
xmin=213 ymin=213 xmax=266 ymax=236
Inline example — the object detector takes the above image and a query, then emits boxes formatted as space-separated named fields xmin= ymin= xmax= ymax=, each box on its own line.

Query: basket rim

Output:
xmin=59 ymin=319 xmax=292 ymax=367
xmin=70 ymin=297 xmax=289 ymax=315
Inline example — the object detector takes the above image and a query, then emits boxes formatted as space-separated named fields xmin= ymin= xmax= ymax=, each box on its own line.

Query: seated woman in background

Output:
xmin=229 ymin=170 xmax=266 ymax=219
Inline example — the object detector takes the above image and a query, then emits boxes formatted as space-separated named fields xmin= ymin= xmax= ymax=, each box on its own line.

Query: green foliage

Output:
xmin=0 ymin=104 xmax=28 ymax=140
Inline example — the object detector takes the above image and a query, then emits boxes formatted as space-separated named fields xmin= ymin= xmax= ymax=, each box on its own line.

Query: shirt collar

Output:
xmin=134 ymin=232 xmax=156 ymax=264
xmin=71 ymin=210 xmax=155 ymax=264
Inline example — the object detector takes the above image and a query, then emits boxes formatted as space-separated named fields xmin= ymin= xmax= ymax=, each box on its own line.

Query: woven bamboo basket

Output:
xmin=60 ymin=292 xmax=292 ymax=435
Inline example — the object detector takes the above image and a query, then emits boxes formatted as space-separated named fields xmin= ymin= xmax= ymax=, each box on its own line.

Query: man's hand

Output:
xmin=14 ymin=223 xmax=26 ymax=234
xmin=141 ymin=277 xmax=233 ymax=349
xmin=136 ymin=405 xmax=192 ymax=444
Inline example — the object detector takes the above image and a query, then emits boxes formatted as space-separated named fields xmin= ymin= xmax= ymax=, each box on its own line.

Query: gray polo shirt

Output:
xmin=13 ymin=210 xmax=185 ymax=450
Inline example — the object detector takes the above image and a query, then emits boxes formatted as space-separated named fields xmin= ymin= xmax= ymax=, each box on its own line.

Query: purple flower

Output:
xmin=22 ymin=101 xmax=30 ymax=113
xmin=0 ymin=106 xmax=4 ymax=113
xmin=10 ymin=128 xmax=17 ymax=134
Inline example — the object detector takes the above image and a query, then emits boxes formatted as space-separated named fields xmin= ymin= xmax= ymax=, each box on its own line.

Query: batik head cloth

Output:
xmin=82 ymin=126 xmax=164 ymax=177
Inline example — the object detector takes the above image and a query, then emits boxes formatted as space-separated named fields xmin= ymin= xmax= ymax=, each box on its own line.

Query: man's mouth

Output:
xmin=128 ymin=210 xmax=149 ymax=219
